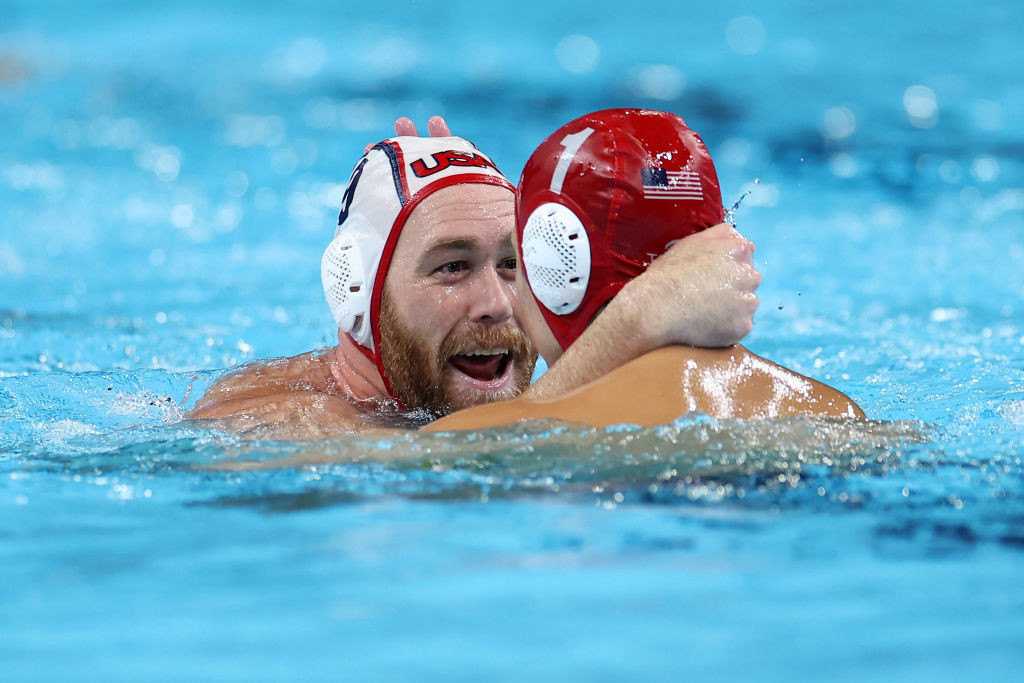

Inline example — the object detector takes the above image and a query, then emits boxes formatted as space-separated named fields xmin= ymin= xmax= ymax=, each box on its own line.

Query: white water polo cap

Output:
xmin=321 ymin=135 xmax=514 ymax=353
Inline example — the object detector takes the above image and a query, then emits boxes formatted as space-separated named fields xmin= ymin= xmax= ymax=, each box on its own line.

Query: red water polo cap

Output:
xmin=516 ymin=108 xmax=725 ymax=351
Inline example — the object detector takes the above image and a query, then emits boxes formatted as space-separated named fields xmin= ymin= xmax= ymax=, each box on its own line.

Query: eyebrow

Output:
xmin=421 ymin=239 xmax=477 ymax=260
xmin=417 ymin=235 xmax=515 ymax=268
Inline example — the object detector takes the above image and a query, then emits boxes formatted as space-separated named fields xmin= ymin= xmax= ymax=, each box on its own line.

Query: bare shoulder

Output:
xmin=636 ymin=345 xmax=866 ymax=419
xmin=190 ymin=390 xmax=377 ymax=438
xmin=739 ymin=349 xmax=866 ymax=419
xmin=188 ymin=348 xmax=337 ymax=419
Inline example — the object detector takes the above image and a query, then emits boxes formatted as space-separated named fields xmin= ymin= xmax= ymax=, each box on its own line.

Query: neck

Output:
xmin=329 ymin=333 xmax=390 ymax=401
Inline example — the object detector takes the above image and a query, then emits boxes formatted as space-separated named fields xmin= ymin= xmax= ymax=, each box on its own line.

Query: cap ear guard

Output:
xmin=521 ymin=202 xmax=591 ymax=315
xmin=321 ymin=217 xmax=384 ymax=349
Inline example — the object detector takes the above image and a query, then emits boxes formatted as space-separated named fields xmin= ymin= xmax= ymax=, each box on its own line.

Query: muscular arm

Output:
xmin=427 ymin=345 xmax=864 ymax=432
xmin=523 ymin=224 xmax=761 ymax=400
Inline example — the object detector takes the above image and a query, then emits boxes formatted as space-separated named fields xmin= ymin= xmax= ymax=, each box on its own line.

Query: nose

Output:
xmin=467 ymin=266 xmax=514 ymax=326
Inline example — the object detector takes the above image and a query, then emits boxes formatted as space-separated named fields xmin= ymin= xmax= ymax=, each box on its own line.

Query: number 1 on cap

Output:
xmin=549 ymin=128 xmax=594 ymax=194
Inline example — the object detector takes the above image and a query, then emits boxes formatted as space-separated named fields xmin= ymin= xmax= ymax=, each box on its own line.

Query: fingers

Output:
xmin=676 ymin=223 xmax=742 ymax=248
xmin=368 ymin=115 xmax=452 ymax=157
xmin=701 ymin=222 xmax=757 ymax=266
xmin=731 ymin=236 xmax=756 ymax=266
xmin=665 ymin=225 xmax=757 ymax=269
xmin=393 ymin=117 xmax=419 ymax=136
xmin=704 ymin=223 xmax=739 ymax=239
xmin=725 ymin=259 xmax=761 ymax=300
xmin=747 ymin=265 xmax=763 ymax=291
xmin=427 ymin=116 xmax=451 ymax=136
xmin=704 ymin=222 xmax=747 ymax=241
xmin=392 ymin=116 xmax=451 ymax=137
xmin=731 ymin=250 xmax=762 ymax=302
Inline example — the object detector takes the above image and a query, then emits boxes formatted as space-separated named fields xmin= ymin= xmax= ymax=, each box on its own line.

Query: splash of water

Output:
xmin=187 ymin=414 xmax=934 ymax=509
xmin=724 ymin=178 xmax=760 ymax=226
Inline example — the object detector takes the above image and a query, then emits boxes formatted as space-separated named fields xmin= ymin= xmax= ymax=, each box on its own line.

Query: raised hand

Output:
xmin=364 ymin=116 xmax=453 ymax=153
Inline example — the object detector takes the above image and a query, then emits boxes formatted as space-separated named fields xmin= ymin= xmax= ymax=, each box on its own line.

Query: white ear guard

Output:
xmin=321 ymin=217 xmax=384 ymax=348
xmin=521 ymin=202 xmax=591 ymax=315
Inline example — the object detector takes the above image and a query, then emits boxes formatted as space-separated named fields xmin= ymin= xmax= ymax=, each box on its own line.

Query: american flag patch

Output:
xmin=641 ymin=168 xmax=703 ymax=200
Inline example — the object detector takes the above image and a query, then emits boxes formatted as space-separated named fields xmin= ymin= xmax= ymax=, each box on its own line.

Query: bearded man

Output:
xmin=188 ymin=118 xmax=760 ymax=437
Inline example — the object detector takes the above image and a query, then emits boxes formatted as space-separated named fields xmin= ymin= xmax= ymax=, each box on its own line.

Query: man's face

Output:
xmin=378 ymin=183 xmax=537 ymax=415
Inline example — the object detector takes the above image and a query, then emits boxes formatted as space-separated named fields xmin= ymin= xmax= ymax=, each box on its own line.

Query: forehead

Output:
xmin=395 ymin=183 xmax=515 ymax=258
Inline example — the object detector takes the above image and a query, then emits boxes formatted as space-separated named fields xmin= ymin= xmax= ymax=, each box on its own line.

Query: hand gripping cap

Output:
xmin=516 ymin=108 xmax=725 ymax=351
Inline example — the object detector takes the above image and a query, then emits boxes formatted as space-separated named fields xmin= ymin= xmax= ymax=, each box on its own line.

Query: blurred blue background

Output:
xmin=2 ymin=1 xmax=1023 ymax=680
xmin=2 ymin=0 xmax=1020 ymax=396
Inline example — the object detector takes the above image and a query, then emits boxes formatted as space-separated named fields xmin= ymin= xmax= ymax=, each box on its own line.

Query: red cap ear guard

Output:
xmin=516 ymin=108 xmax=725 ymax=351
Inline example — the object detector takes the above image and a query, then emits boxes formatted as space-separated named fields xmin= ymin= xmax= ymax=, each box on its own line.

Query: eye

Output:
xmin=499 ymin=257 xmax=517 ymax=271
xmin=435 ymin=261 xmax=467 ymax=275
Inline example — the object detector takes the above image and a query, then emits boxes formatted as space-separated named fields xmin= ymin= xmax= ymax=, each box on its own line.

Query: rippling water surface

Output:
xmin=2 ymin=0 xmax=1023 ymax=679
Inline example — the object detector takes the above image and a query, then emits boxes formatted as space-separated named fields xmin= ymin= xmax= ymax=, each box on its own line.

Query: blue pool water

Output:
xmin=2 ymin=0 xmax=1023 ymax=679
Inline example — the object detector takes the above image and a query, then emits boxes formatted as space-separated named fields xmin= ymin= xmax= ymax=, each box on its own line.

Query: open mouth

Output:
xmin=447 ymin=347 xmax=513 ymax=385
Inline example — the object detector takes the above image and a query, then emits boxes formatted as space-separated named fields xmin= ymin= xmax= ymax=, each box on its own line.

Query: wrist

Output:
xmin=611 ymin=277 xmax=665 ymax=352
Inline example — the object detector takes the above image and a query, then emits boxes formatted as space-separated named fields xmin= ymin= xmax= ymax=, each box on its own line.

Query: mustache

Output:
xmin=439 ymin=324 xmax=533 ymax=362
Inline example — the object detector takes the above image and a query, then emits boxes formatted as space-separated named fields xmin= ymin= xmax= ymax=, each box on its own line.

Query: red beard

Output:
xmin=377 ymin=287 xmax=537 ymax=416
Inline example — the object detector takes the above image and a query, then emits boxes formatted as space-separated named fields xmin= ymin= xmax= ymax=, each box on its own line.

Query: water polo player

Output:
xmin=427 ymin=109 xmax=864 ymax=431
xmin=189 ymin=117 xmax=763 ymax=436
